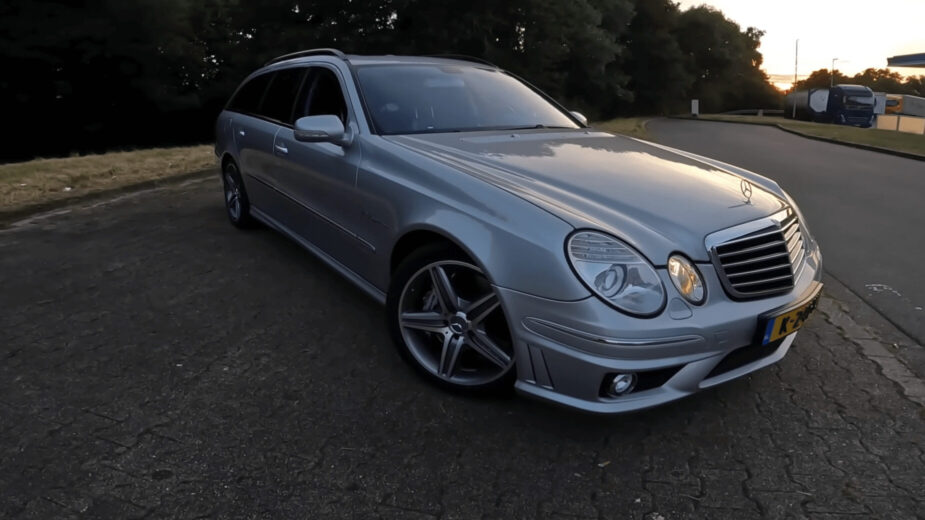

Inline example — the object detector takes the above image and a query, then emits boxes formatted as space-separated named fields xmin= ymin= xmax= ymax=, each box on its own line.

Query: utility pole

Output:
xmin=831 ymin=57 xmax=838 ymax=88
xmin=792 ymin=39 xmax=799 ymax=119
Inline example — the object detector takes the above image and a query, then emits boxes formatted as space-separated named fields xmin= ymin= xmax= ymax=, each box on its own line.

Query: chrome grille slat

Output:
xmin=782 ymin=221 xmax=799 ymax=241
xmin=787 ymin=232 xmax=802 ymax=255
xmin=717 ymin=239 xmax=786 ymax=258
xmin=714 ymin=227 xmax=784 ymax=248
xmin=722 ymin=251 xmax=789 ymax=269
xmin=726 ymin=264 xmax=792 ymax=279
xmin=790 ymin=247 xmax=805 ymax=271
xmin=731 ymin=274 xmax=793 ymax=288
xmin=709 ymin=209 xmax=806 ymax=299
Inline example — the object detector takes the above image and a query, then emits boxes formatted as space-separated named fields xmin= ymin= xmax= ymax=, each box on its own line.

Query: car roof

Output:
xmin=346 ymin=55 xmax=495 ymax=67
xmin=264 ymin=51 xmax=498 ymax=70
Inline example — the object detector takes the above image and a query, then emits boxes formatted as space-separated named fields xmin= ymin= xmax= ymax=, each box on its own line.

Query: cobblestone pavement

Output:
xmin=1 ymin=179 xmax=923 ymax=519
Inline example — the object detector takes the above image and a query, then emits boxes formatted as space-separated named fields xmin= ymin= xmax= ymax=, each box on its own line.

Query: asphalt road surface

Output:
xmin=648 ymin=119 xmax=925 ymax=345
xmin=1 ymin=179 xmax=923 ymax=519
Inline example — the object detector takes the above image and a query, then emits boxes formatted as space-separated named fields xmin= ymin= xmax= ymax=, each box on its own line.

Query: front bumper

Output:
xmin=497 ymin=244 xmax=823 ymax=414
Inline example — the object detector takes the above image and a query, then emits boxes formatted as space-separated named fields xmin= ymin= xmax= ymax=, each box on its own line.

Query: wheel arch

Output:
xmin=220 ymin=152 xmax=237 ymax=172
xmin=390 ymin=228 xmax=480 ymax=278
xmin=385 ymin=216 xmax=588 ymax=302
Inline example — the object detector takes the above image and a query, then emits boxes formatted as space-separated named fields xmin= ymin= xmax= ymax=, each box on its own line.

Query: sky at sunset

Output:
xmin=677 ymin=0 xmax=925 ymax=90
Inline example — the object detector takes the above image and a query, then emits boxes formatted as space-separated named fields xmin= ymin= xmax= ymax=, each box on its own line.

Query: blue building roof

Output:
xmin=887 ymin=53 xmax=925 ymax=68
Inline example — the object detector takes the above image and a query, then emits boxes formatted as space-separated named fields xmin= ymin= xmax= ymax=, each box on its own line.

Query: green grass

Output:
xmin=0 ymin=145 xmax=216 ymax=213
xmin=595 ymin=117 xmax=653 ymax=140
xmin=694 ymin=114 xmax=925 ymax=157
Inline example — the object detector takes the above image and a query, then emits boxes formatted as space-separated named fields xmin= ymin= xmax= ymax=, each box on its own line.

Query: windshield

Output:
xmin=845 ymin=95 xmax=874 ymax=105
xmin=355 ymin=65 xmax=581 ymax=135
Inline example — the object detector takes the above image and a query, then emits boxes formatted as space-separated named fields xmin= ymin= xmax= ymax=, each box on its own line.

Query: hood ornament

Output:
xmin=740 ymin=179 xmax=753 ymax=205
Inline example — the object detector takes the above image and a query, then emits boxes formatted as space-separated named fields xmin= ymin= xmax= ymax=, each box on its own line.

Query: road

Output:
xmin=648 ymin=118 xmax=925 ymax=346
xmin=1 ymin=179 xmax=923 ymax=519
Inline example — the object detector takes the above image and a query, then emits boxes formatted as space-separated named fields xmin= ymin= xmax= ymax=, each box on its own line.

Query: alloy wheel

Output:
xmin=224 ymin=171 xmax=242 ymax=221
xmin=397 ymin=260 xmax=514 ymax=386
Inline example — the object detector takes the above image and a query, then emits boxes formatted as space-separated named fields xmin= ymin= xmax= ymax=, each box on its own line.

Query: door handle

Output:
xmin=275 ymin=143 xmax=288 ymax=155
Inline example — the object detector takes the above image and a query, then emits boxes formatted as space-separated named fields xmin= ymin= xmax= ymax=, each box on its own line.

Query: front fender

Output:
xmin=359 ymin=137 xmax=590 ymax=301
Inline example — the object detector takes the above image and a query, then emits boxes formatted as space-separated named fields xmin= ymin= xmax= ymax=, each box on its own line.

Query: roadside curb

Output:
xmin=668 ymin=116 xmax=925 ymax=162
xmin=0 ymin=167 xmax=217 ymax=228
xmin=818 ymin=273 xmax=925 ymax=408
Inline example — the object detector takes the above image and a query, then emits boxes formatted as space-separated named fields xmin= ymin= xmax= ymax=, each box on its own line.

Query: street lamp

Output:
xmin=831 ymin=57 xmax=839 ymax=87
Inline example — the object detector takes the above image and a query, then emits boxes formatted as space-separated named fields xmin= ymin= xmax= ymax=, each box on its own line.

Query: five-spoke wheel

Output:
xmin=388 ymin=248 xmax=515 ymax=391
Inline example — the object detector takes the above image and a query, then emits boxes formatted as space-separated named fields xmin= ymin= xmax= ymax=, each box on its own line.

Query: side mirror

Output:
xmin=570 ymin=111 xmax=589 ymax=126
xmin=294 ymin=115 xmax=348 ymax=145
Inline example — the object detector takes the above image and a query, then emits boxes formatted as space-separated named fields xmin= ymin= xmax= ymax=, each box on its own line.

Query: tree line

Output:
xmin=1 ymin=0 xmax=781 ymax=162
xmin=792 ymin=67 xmax=925 ymax=96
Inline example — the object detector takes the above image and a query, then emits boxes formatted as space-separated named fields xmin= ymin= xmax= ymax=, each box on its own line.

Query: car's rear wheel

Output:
xmin=387 ymin=245 xmax=516 ymax=393
xmin=222 ymin=160 xmax=253 ymax=228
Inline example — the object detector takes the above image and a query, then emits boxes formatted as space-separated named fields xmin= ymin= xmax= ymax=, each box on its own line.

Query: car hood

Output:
xmin=385 ymin=129 xmax=786 ymax=263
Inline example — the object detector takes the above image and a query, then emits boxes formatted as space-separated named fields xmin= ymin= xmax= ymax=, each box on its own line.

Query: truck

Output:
xmin=873 ymin=92 xmax=887 ymax=115
xmin=785 ymin=84 xmax=875 ymax=127
xmin=884 ymin=94 xmax=902 ymax=114
xmin=885 ymin=94 xmax=925 ymax=117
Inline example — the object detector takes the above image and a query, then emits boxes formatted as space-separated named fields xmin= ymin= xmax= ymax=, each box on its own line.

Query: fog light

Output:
xmin=608 ymin=373 xmax=637 ymax=396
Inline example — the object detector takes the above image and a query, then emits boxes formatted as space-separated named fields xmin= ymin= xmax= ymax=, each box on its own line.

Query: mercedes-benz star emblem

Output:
xmin=740 ymin=179 xmax=753 ymax=204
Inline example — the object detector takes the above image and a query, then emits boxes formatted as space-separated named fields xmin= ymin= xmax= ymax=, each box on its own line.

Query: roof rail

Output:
xmin=264 ymin=48 xmax=348 ymax=67
xmin=425 ymin=54 xmax=498 ymax=68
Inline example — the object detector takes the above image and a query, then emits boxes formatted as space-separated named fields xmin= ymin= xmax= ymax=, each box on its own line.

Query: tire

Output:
xmin=387 ymin=244 xmax=516 ymax=394
xmin=222 ymin=160 xmax=254 ymax=228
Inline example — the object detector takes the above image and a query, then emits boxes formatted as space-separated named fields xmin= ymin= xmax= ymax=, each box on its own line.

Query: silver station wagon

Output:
xmin=215 ymin=49 xmax=823 ymax=413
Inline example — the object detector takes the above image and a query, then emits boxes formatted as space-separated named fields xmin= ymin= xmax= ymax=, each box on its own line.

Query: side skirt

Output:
xmin=251 ymin=206 xmax=387 ymax=305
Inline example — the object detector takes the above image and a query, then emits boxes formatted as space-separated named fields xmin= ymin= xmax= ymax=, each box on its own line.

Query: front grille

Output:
xmin=712 ymin=209 xmax=804 ymax=299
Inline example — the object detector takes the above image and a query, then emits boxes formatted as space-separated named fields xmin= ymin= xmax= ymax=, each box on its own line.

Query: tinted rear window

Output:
xmin=261 ymin=68 xmax=307 ymax=124
xmin=227 ymin=73 xmax=272 ymax=114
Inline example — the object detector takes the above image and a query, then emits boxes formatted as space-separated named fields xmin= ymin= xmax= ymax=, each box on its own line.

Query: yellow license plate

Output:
xmin=760 ymin=291 xmax=820 ymax=345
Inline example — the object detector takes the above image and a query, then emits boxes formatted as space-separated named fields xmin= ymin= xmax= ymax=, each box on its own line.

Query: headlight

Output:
xmin=567 ymin=231 xmax=665 ymax=316
xmin=667 ymin=254 xmax=705 ymax=304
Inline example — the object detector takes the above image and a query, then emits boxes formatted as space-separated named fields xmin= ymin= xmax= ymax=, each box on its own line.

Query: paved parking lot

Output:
xmin=1 ymin=179 xmax=923 ymax=519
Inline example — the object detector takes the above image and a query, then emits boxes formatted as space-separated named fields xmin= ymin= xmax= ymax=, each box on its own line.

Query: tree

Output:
xmin=0 ymin=0 xmax=783 ymax=162
xmin=673 ymin=6 xmax=779 ymax=112
xmin=792 ymin=68 xmax=853 ymax=91
xmin=792 ymin=67 xmax=925 ymax=96
xmin=851 ymin=68 xmax=905 ymax=93
xmin=619 ymin=0 xmax=691 ymax=115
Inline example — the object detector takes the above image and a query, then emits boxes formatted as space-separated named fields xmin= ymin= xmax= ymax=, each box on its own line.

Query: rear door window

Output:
xmin=260 ymin=67 xmax=308 ymax=124
xmin=227 ymin=73 xmax=272 ymax=115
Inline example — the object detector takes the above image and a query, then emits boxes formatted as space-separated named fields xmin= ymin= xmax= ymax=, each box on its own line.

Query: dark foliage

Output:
xmin=1 ymin=0 xmax=781 ymax=162
xmin=792 ymin=67 xmax=925 ymax=96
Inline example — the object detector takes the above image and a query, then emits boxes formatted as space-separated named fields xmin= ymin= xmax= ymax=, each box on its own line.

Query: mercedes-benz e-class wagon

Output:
xmin=214 ymin=49 xmax=822 ymax=413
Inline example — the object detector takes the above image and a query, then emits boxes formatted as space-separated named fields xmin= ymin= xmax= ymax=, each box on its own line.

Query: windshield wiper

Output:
xmin=502 ymin=124 xmax=575 ymax=130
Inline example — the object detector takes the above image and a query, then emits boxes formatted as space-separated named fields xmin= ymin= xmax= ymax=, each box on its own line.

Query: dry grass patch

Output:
xmin=0 ymin=145 xmax=216 ymax=212
xmin=596 ymin=118 xmax=652 ymax=140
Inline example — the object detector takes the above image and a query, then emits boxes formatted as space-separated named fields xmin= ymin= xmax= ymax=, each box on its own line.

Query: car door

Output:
xmin=244 ymin=66 xmax=312 ymax=232
xmin=271 ymin=65 xmax=371 ymax=276
xmin=224 ymin=71 xmax=280 ymax=210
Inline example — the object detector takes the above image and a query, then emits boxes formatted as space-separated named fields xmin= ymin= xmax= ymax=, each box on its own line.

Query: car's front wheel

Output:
xmin=387 ymin=245 xmax=516 ymax=393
